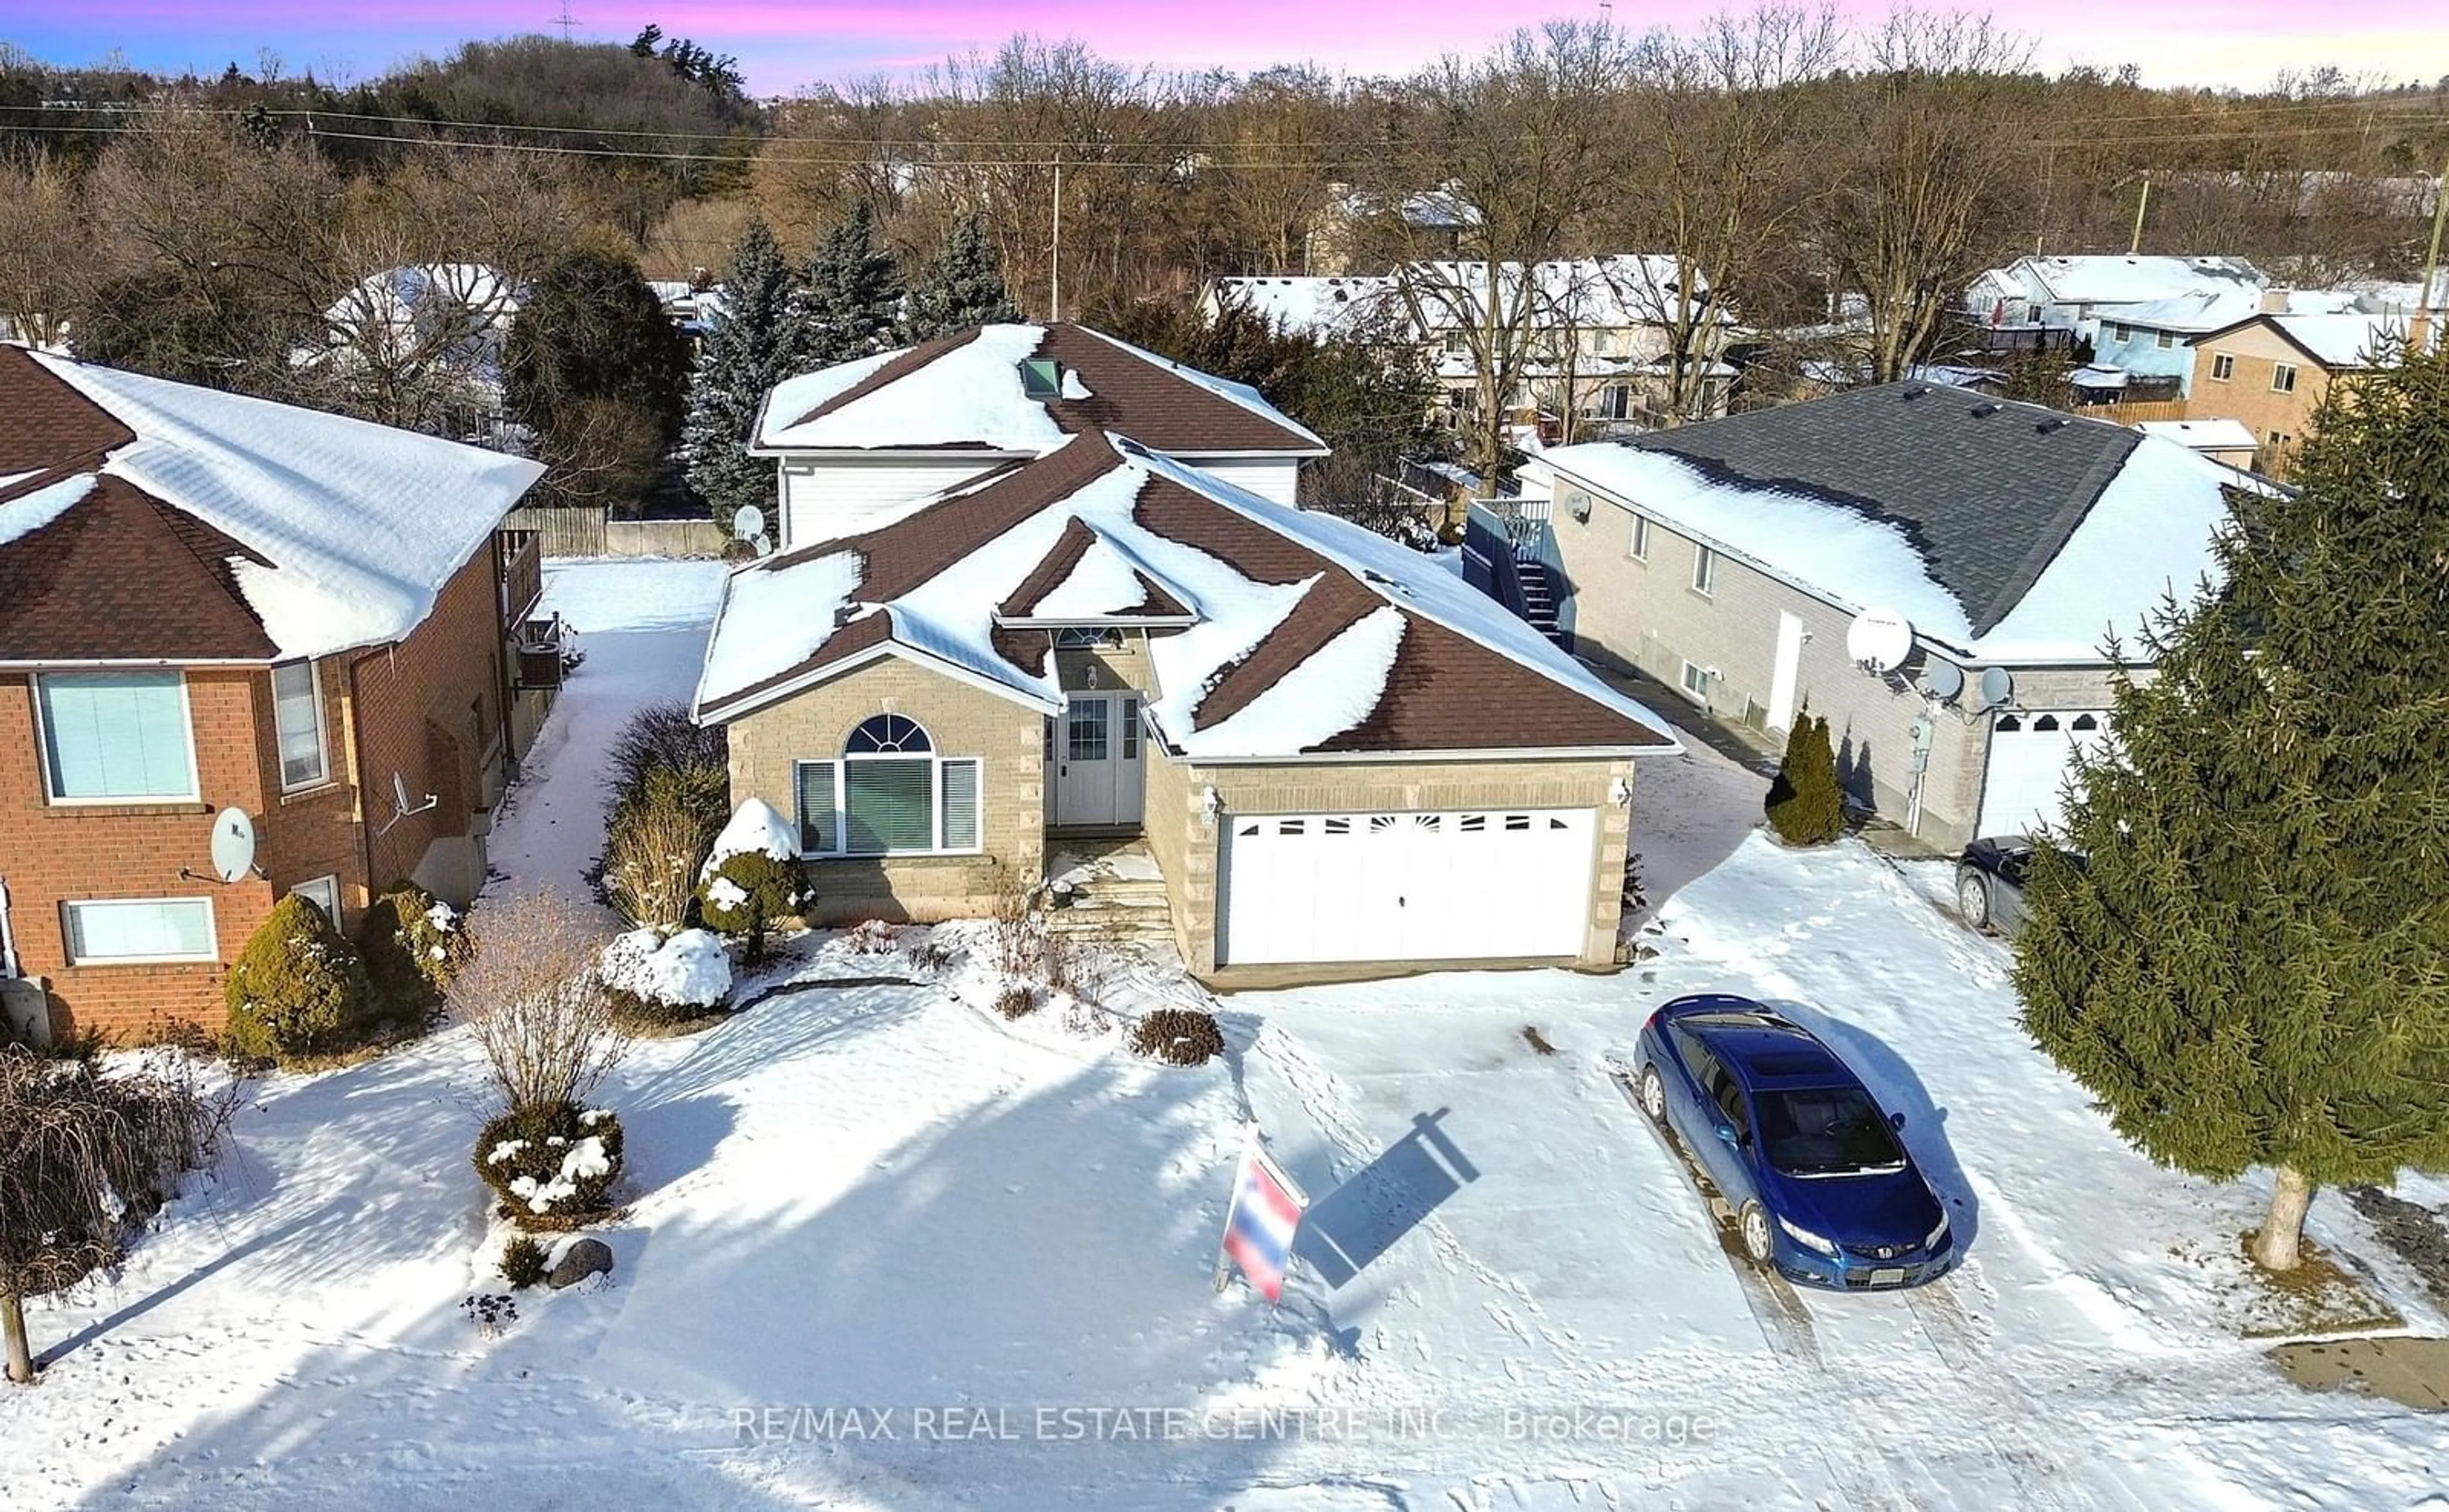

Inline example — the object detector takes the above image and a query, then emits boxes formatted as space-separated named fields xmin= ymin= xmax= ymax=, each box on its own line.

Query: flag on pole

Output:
xmin=1218 ymin=1139 xmax=1306 ymax=1303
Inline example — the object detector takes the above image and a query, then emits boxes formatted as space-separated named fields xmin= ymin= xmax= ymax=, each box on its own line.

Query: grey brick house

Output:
xmin=1515 ymin=383 xmax=2265 ymax=849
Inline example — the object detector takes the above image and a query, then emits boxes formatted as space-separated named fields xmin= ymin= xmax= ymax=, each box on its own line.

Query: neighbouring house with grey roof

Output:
xmin=1501 ymin=383 xmax=2267 ymax=848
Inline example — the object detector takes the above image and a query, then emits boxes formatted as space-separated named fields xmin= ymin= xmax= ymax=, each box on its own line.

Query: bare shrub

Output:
xmin=601 ymin=767 xmax=723 ymax=930
xmin=447 ymin=890 xmax=628 ymax=1115
xmin=993 ymin=984 xmax=1038 ymax=1020
xmin=1 ymin=1047 xmax=237 ymax=1383
xmin=603 ymin=700 xmax=728 ymax=809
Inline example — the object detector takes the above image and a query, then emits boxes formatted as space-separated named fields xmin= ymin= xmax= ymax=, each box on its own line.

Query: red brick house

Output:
xmin=0 ymin=346 xmax=554 ymax=1041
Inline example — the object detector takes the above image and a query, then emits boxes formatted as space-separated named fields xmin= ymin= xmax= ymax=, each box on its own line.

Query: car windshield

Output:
xmin=1756 ymin=1086 xmax=1908 ymax=1177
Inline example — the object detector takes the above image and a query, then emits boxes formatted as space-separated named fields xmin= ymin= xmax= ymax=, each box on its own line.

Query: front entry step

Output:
xmin=1045 ymin=840 xmax=1173 ymax=942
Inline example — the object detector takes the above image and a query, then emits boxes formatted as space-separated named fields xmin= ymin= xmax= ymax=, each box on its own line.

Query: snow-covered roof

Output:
xmin=324 ymin=263 xmax=519 ymax=332
xmin=2263 ymin=312 xmax=2425 ymax=369
xmin=695 ymin=431 xmax=1677 ymax=760
xmin=1213 ymin=256 xmax=1720 ymax=342
xmin=1545 ymin=384 xmax=2271 ymax=665
xmin=2110 ymin=285 xmax=2359 ymax=334
xmin=2134 ymin=418 xmax=2256 ymax=453
xmin=2067 ymin=365 xmax=2128 ymax=389
xmin=2009 ymin=254 xmax=2265 ymax=307
xmin=0 ymin=346 xmax=544 ymax=663
xmin=754 ymin=323 xmax=1326 ymax=457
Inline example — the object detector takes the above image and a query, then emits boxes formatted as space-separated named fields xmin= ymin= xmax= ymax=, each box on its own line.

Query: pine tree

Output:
xmin=684 ymin=216 xmax=806 ymax=522
xmin=2015 ymin=342 xmax=2449 ymax=1273
xmin=1764 ymin=714 xmax=1845 ymax=845
xmin=798 ymin=203 xmax=903 ymax=367
xmin=902 ymin=214 xmax=1021 ymax=342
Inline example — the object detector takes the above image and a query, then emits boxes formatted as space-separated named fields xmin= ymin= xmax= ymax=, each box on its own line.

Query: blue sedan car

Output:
xmin=1633 ymin=994 xmax=1957 ymax=1289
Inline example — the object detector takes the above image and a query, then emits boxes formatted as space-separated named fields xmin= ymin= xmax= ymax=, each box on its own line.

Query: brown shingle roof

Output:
xmin=0 ymin=345 xmax=130 ymax=476
xmin=0 ymin=476 xmax=278 ymax=661
xmin=997 ymin=517 xmax=1193 ymax=621
xmin=760 ymin=323 xmax=1325 ymax=457
xmin=702 ymin=431 xmax=1673 ymax=756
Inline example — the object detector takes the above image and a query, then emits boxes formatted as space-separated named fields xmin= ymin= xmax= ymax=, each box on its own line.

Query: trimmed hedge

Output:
xmin=695 ymin=849 xmax=809 ymax=965
xmin=499 ymin=1233 xmax=549 ymax=1289
xmin=357 ymin=881 xmax=469 ymax=1019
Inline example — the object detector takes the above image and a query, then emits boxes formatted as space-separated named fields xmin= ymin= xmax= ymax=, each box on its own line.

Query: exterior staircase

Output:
xmin=1513 ymin=553 xmax=1564 ymax=643
xmin=1043 ymin=840 xmax=1176 ymax=944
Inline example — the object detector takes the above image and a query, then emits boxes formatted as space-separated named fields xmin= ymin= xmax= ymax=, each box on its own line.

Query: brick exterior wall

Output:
xmin=724 ymin=657 xmax=1047 ymax=923
xmin=1 ymin=544 xmax=512 ymax=1042
xmin=2187 ymin=322 xmax=2333 ymax=480
xmin=1550 ymin=475 xmax=2119 ymax=851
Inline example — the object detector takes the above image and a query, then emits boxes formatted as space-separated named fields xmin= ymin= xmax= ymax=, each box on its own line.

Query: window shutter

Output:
xmin=845 ymin=759 xmax=934 ymax=853
xmin=941 ymin=759 xmax=981 ymax=849
xmin=795 ymin=761 xmax=837 ymax=853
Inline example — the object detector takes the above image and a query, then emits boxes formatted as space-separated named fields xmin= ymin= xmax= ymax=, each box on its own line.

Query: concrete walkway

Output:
xmin=2269 ymin=1336 xmax=2449 ymax=1410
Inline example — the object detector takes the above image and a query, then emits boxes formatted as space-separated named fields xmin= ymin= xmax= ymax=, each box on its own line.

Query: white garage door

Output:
xmin=1976 ymin=711 xmax=2106 ymax=839
xmin=1219 ymin=809 xmax=1596 ymax=966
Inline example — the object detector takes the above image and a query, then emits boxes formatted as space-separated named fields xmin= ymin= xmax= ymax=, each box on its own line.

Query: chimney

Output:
xmin=2258 ymin=286 xmax=2292 ymax=315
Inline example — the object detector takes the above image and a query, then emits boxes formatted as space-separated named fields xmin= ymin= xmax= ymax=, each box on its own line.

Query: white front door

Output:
xmin=1052 ymin=693 xmax=1145 ymax=828
xmin=1218 ymin=809 xmax=1596 ymax=966
xmin=1767 ymin=611 xmax=1804 ymax=732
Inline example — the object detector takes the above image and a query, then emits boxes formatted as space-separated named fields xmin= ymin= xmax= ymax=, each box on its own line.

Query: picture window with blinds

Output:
xmin=794 ymin=715 xmax=982 ymax=856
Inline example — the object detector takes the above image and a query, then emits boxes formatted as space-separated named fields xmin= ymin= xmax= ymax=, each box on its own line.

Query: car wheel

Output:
xmin=1956 ymin=869 xmax=1992 ymax=932
xmin=1638 ymin=1064 xmax=1668 ymax=1125
xmin=1739 ymin=1202 xmax=1776 ymax=1266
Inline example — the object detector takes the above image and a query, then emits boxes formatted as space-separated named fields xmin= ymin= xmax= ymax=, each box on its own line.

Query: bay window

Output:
xmin=37 ymin=670 xmax=197 ymax=802
xmin=794 ymin=715 xmax=983 ymax=856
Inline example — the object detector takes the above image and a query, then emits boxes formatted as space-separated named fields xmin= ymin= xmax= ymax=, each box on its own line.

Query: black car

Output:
xmin=1953 ymin=836 xmax=2033 ymax=935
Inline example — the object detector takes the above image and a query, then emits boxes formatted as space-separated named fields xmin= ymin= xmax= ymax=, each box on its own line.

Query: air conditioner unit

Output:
xmin=515 ymin=643 xmax=564 ymax=689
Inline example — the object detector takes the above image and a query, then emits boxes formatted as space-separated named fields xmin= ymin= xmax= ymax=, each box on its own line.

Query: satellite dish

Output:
xmin=731 ymin=504 xmax=766 ymax=541
xmin=209 ymin=807 xmax=258 ymax=884
xmin=1845 ymin=606 xmax=1914 ymax=672
xmin=1922 ymin=656 xmax=1965 ymax=701
xmin=1976 ymin=666 xmax=2015 ymax=711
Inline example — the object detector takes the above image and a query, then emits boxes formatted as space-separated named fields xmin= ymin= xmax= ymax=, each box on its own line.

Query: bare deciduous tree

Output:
xmin=1816 ymin=13 xmax=2043 ymax=383
xmin=448 ymin=890 xmax=628 ymax=1114
xmin=0 ymin=153 xmax=83 ymax=348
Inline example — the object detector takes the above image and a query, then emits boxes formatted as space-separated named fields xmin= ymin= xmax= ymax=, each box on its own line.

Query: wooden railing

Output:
xmin=2082 ymin=399 xmax=2192 ymax=425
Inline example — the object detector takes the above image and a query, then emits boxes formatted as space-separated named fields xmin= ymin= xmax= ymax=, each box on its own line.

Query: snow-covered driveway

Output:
xmin=3 ymin=560 xmax=2441 ymax=1512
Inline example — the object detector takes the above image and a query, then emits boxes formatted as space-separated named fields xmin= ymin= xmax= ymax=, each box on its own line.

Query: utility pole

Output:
xmin=550 ymin=1 xmax=578 ymax=40
xmin=2413 ymin=149 xmax=2448 ymax=351
xmin=1048 ymin=159 xmax=1063 ymax=323
xmin=2128 ymin=172 xmax=2151 ymax=256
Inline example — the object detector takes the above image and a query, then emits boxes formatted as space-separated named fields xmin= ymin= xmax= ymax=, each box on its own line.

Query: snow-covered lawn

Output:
xmin=3 ymin=560 xmax=2442 ymax=1511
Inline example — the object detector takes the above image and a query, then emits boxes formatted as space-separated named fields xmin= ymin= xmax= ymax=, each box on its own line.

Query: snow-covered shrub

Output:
xmin=499 ymin=1233 xmax=548 ymax=1289
xmin=845 ymin=919 xmax=901 ymax=955
xmin=1130 ymin=1008 xmax=1224 ymax=1068
xmin=902 ymin=935 xmax=956 ymax=975
xmin=357 ymin=881 xmax=470 ymax=1020
xmin=695 ymin=800 xmax=809 ymax=965
xmin=475 ymin=1102 xmax=625 ymax=1229
xmin=601 ymin=928 xmax=732 ymax=1030
xmin=223 ymin=894 xmax=375 ymax=1062
xmin=603 ymin=765 xmax=728 ymax=930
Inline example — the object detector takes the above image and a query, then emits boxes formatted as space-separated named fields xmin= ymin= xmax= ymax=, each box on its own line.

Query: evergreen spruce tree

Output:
xmin=901 ymin=214 xmax=1021 ymax=342
xmin=798 ymin=203 xmax=903 ymax=366
xmin=2015 ymin=342 xmax=2449 ymax=1273
xmin=684 ymin=216 xmax=806 ymax=523
xmin=1764 ymin=713 xmax=1845 ymax=846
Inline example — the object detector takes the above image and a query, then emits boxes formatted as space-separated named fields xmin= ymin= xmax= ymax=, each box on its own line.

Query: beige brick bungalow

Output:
xmin=1529 ymin=384 xmax=2269 ymax=851
xmin=693 ymin=402 xmax=1680 ymax=983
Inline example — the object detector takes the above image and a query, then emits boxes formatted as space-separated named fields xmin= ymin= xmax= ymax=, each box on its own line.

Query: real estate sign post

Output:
xmin=1214 ymin=1136 xmax=1307 ymax=1304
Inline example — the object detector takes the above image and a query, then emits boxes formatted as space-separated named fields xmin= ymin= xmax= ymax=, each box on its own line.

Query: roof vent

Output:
xmin=1902 ymin=385 xmax=1930 ymax=400
xmin=1018 ymin=356 xmax=1063 ymax=402
xmin=2035 ymin=417 xmax=2068 ymax=434
xmin=1970 ymin=402 xmax=2001 ymax=418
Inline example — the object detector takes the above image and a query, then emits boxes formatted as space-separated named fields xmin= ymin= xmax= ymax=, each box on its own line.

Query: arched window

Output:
xmin=2071 ymin=714 xmax=2099 ymax=732
xmin=2033 ymin=714 xmax=2061 ymax=732
xmin=846 ymin=714 xmax=931 ymax=754
xmin=793 ymin=714 xmax=979 ymax=856
xmin=1995 ymin=714 xmax=2024 ymax=732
